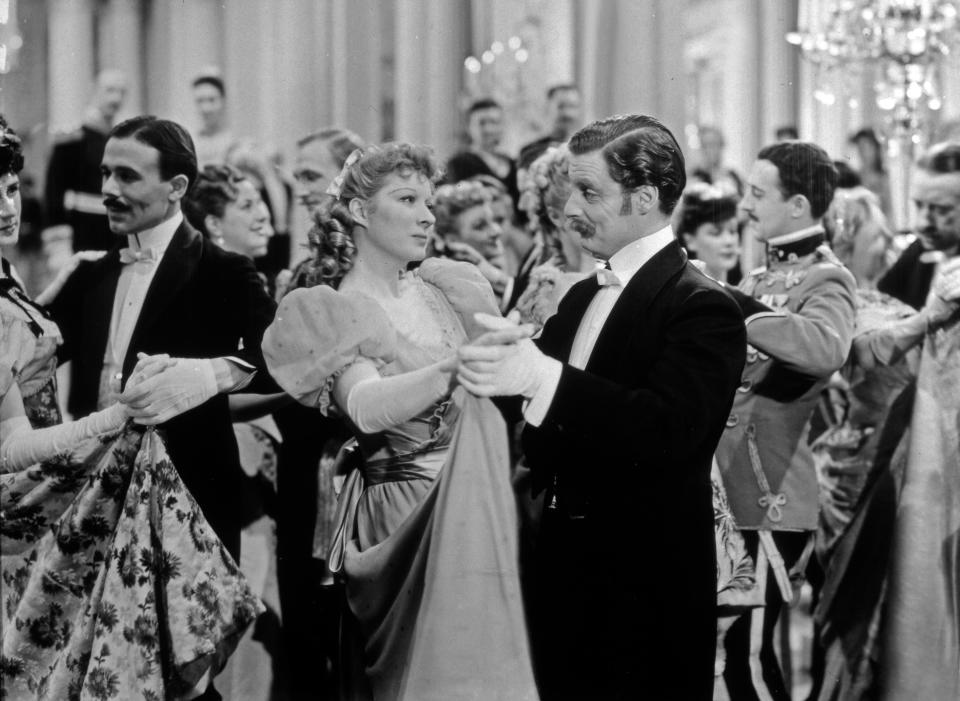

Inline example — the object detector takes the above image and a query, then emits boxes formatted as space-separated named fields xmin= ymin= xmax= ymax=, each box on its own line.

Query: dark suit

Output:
xmin=877 ymin=238 xmax=937 ymax=310
xmin=521 ymin=240 xmax=746 ymax=700
xmin=44 ymin=125 xmax=113 ymax=252
xmin=49 ymin=219 xmax=279 ymax=556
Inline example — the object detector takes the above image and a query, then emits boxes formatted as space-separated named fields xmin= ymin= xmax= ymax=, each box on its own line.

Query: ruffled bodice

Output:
xmin=263 ymin=257 xmax=498 ymax=466
xmin=1 ymin=279 xmax=63 ymax=428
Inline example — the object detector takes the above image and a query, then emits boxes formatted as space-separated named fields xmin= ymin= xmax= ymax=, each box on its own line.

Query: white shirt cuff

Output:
xmin=522 ymin=357 xmax=563 ymax=427
xmin=222 ymin=356 xmax=257 ymax=392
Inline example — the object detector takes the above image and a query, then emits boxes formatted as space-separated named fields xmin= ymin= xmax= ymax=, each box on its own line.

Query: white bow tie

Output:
xmin=119 ymin=247 xmax=160 ymax=265
xmin=596 ymin=268 xmax=622 ymax=287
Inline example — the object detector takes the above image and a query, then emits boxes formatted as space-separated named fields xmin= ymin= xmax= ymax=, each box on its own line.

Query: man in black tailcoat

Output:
xmin=49 ymin=116 xmax=278 ymax=564
xmin=459 ymin=114 xmax=747 ymax=700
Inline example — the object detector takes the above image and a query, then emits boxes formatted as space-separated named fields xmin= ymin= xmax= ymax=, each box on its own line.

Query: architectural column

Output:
xmin=758 ymin=0 xmax=799 ymax=146
xmin=576 ymin=0 xmax=685 ymax=135
xmin=146 ymin=0 xmax=221 ymax=125
xmin=394 ymin=0 xmax=470 ymax=155
xmin=338 ymin=0 xmax=384 ymax=143
xmin=98 ymin=0 xmax=144 ymax=118
xmin=47 ymin=0 xmax=96 ymax=131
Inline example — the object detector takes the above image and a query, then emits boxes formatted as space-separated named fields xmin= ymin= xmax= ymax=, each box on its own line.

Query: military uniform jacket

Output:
xmin=716 ymin=231 xmax=856 ymax=531
xmin=44 ymin=125 xmax=113 ymax=251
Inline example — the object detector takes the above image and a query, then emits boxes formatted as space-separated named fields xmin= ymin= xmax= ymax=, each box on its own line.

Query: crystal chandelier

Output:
xmin=787 ymin=0 xmax=960 ymax=136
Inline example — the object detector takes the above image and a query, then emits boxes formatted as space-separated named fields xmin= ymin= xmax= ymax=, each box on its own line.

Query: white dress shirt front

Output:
xmin=97 ymin=211 xmax=182 ymax=408
xmin=524 ymin=225 xmax=677 ymax=426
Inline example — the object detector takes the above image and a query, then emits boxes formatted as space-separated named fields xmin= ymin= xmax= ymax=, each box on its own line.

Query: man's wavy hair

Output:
xmin=568 ymin=114 xmax=686 ymax=214
xmin=110 ymin=115 xmax=198 ymax=189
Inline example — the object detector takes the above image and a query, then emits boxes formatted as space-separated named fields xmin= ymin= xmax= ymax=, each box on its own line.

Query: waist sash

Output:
xmin=327 ymin=448 xmax=445 ymax=572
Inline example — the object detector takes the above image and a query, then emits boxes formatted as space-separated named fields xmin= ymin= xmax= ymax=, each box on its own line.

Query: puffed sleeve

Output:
xmin=262 ymin=286 xmax=397 ymax=413
xmin=417 ymin=257 xmax=501 ymax=339
xmin=0 ymin=315 xmax=35 ymax=400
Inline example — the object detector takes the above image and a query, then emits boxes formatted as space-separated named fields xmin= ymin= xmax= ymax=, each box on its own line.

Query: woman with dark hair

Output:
xmin=0 ymin=118 xmax=262 ymax=700
xmin=675 ymin=182 xmax=743 ymax=284
xmin=262 ymin=143 xmax=537 ymax=700
xmin=185 ymin=164 xmax=274 ymax=260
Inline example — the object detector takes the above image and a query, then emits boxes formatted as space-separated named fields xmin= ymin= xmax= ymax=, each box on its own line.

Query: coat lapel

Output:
xmin=83 ymin=249 xmax=123 ymax=378
xmin=122 ymin=221 xmax=201 ymax=377
xmin=539 ymin=275 xmax=600 ymax=362
xmin=586 ymin=240 xmax=687 ymax=372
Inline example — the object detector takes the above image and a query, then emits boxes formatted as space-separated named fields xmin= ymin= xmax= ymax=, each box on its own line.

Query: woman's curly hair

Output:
xmin=306 ymin=142 xmax=441 ymax=288
xmin=432 ymin=180 xmax=491 ymax=239
xmin=520 ymin=146 xmax=571 ymax=251
xmin=182 ymin=164 xmax=249 ymax=237
xmin=0 ymin=116 xmax=25 ymax=176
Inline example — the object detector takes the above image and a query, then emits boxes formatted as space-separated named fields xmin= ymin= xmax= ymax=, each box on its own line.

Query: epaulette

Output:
xmin=50 ymin=125 xmax=84 ymax=144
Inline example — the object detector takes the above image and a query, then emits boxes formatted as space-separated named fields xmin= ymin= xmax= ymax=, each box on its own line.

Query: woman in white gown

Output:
xmin=262 ymin=143 xmax=538 ymax=700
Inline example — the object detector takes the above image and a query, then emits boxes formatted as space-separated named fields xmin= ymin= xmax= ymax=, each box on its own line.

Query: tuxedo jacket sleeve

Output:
xmin=221 ymin=250 xmax=281 ymax=393
xmin=877 ymin=239 xmax=935 ymax=310
xmin=524 ymin=266 xmax=746 ymax=468
xmin=48 ymin=256 xmax=96 ymax=366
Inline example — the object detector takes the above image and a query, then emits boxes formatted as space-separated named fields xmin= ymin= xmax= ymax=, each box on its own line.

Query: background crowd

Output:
xmin=2 ymin=3 xmax=960 ymax=701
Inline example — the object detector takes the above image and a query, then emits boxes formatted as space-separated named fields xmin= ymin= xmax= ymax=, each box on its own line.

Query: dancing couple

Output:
xmin=264 ymin=114 xmax=747 ymax=700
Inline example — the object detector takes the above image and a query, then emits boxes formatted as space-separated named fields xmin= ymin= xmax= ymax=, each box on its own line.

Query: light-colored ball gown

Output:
xmin=263 ymin=257 xmax=538 ymax=701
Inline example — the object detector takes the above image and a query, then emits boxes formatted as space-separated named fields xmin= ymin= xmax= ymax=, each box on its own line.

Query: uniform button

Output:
xmin=726 ymin=414 xmax=739 ymax=428
xmin=738 ymin=379 xmax=752 ymax=393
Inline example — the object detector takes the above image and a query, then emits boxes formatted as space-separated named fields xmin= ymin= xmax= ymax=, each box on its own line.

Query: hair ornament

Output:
xmin=325 ymin=147 xmax=365 ymax=199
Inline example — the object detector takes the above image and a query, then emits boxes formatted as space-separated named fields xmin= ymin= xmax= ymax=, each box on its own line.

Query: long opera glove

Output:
xmin=0 ymin=403 xmax=127 ymax=473
xmin=343 ymin=360 xmax=455 ymax=434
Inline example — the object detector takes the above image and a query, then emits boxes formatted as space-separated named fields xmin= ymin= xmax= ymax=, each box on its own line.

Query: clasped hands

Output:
xmin=456 ymin=313 xmax=558 ymax=399
xmin=114 ymin=353 xmax=220 ymax=425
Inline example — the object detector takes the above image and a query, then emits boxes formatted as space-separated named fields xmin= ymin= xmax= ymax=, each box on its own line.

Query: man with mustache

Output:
xmin=47 ymin=116 xmax=279 ymax=699
xmin=458 ymin=114 xmax=747 ymax=700
xmin=879 ymin=142 xmax=960 ymax=309
xmin=714 ymin=140 xmax=857 ymax=700
xmin=46 ymin=116 xmax=277 ymax=690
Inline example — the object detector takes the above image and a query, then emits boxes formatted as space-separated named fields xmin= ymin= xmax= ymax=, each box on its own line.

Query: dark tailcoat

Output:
xmin=49 ymin=220 xmax=279 ymax=556
xmin=44 ymin=125 xmax=114 ymax=252
xmin=521 ymin=240 xmax=746 ymax=700
xmin=877 ymin=238 xmax=938 ymax=310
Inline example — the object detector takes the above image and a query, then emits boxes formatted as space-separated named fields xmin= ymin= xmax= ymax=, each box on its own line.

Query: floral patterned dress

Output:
xmin=0 ymin=273 xmax=263 ymax=700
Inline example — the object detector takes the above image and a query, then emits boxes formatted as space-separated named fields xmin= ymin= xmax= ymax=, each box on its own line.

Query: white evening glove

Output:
xmin=457 ymin=313 xmax=559 ymax=399
xmin=344 ymin=359 xmax=456 ymax=434
xmin=0 ymin=403 xmax=127 ymax=473
xmin=121 ymin=358 xmax=219 ymax=425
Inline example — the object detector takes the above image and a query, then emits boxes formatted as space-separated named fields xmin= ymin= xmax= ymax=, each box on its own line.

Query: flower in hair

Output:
xmin=325 ymin=148 xmax=364 ymax=200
